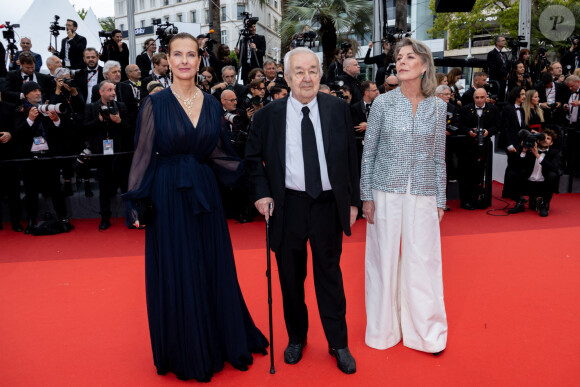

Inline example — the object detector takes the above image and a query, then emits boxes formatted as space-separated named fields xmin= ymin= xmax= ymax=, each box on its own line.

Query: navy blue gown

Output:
xmin=123 ymin=88 xmax=268 ymax=381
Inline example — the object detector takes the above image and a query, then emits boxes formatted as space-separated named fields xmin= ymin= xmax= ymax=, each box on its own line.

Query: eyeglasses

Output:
xmin=254 ymin=87 xmax=265 ymax=90
xmin=223 ymin=98 xmax=237 ymax=102
xmin=387 ymin=83 xmax=398 ymax=87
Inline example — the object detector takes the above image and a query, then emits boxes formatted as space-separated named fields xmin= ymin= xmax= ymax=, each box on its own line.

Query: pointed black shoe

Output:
xmin=12 ymin=222 xmax=24 ymax=232
xmin=508 ymin=201 xmax=525 ymax=214
xmin=24 ymin=220 xmax=37 ymax=235
xmin=539 ymin=201 xmax=550 ymax=217
xmin=99 ymin=218 xmax=111 ymax=230
xmin=329 ymin=346 xmax=356 ymax=374
xmin=284 ymin=341 xmax=306 ymax=365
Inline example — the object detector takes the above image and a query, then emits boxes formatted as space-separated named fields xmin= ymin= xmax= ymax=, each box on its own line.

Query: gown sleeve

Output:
xmin=122 ymin=96 xmax=157 ymax=225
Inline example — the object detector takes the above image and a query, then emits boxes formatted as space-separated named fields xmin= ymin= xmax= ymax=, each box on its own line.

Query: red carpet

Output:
xmin=1 ymin=189 xmax=579 ymax=386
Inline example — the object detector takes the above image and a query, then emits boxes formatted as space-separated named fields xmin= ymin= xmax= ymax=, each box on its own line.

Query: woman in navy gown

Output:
xmin=123 ymin=33 xmax=268 ymax=382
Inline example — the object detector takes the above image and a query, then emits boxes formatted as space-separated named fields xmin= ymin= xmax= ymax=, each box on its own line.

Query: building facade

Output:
xmin=114 ymin=0 xmax=282 ymax=61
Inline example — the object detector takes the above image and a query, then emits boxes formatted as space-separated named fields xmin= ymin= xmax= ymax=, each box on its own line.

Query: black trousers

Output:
xmin=505 ymin=169 xmax=558 ymax=203
xmin=275 ymin=189 xmax=348 ymax=349
xmin=22 ymin=158 xmax=66 ymax=221
xmin=96 ymin=156 xmax=130 ymax=218
xmin=0 ymin=165 xmax=22 ymax=224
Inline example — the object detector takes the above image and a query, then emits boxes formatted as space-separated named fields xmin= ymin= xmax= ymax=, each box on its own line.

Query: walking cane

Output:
xmin=266 ymin=202 xmax=275 ymax=374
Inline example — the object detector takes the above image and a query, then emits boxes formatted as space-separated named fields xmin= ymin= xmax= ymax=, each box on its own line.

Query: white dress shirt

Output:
xmin=528 ymin=152 xmax=546 ymax=182
xmin=285 ymin=92 xmax=331 ymax=192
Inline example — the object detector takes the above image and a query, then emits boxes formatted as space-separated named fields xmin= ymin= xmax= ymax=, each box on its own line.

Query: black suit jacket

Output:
xmin=459 ymin=103 xmax=500 ymax=138
xmin=533 ymin=81 xmax=569 ymax=105
xmin=90 ymin=82 xmax=138 ymax=129
xmin=213 ymin=84 xmax=247 ymax=102
xmin=337 ymin=74 xmax=362 ymax=105
xmin=2 ymin=70 xmax=52 ymax=104
xmin=460 ymin=87 xmax=476 ymax=107
xmin=74 ymin=67 xmax=105 ymax=103
xmin=500 ymin=104 xmax=525 ymax=150
xmin=140 ymin=74 xmax=170 ymax=100
xmin=241 ymin=34 xmax=266 ymax=71
xmin=56 ymin=34 xmax=87 ymax=69
xmin=83 ymin=100 xmax=131 ymax=153
xmin=136 ymin=52 xmax=153 ymax=78
xmin=515 ymin=147 xmax=561 ymax=179
xmin=245 ymin=93 xmax=361 ymax=252
xmin=487 ymin=48 xmax=509 ymax=81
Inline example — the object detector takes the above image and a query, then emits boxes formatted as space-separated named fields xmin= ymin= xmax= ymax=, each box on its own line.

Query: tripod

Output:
xmin=236 ymin=33 xmax=261 ymax=84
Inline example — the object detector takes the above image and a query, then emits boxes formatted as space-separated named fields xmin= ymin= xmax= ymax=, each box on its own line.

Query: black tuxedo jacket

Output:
xmin=459 ymin=103 xmax=500 ymax=138
xmin=2 ymin=70 xmax=52 ymax=104
xmin=241 ymin=34 xmax=266 ymax=70
xmin=337 ymin=74 xmax=362 ymax=105
xmin=460 ymin=87 xmax=476 ymax=107
xmin=500 ymin=104 xmax=525 ymax=150
xmin=57 ymin=34 xmax=87 ymax=69
xmin=350 ymin=99 xmax=368 ymax=127
xmin=140 ymin=74 xmax=170 ymax=100
xmin=515 ymin=147 xmax=561 ymax=179
xmin=136 ymin=52 xmax=153 ymax=78
xmin=487 ymin=48 xmax=509 ymax=81
xmin=74 ymin=67 xmax=105 ymax=102
xmin=213 ymin=84 xmax=247 ymax=102
xmin=83 ymin=100 xmax=131 ymax=153
xmin=245 ymin=92 xmax=361 ymax=252
xmin=533 ymin=81 xmax=570 ymax=105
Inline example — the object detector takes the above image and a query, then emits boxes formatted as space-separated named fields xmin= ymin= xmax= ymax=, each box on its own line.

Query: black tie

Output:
xmin=365 ymin=103 xmax=371 ymax=118
xmin=301 ymin=106 xmax=322 ymax=199
xmin=23 ymin=75 xmax=30 ymax=81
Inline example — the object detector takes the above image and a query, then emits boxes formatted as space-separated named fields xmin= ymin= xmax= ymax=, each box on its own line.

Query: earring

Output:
xmin=421 ymin=72 xmax=424 ymax=79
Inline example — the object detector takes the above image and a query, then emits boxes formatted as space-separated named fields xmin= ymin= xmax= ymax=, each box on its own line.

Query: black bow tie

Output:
xmin=538 ymin=149 xmax=548 ymax=154
xmin=22 ymin=75 xmax=31 ymax=81
xmin=476 ymin=107 xmax=484 ymax=110
xmin=87 ymin=69 xmax=97 ymax=74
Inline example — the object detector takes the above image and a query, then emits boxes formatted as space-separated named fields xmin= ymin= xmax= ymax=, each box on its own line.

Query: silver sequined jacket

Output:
xmin=360 ymin=88 xmax=447 ymax=208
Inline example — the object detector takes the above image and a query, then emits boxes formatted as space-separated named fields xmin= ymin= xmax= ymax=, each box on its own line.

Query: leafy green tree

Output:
xmin=99 ymin=16 xmax=116 ymax=32
xmin=75 ymin=6 xmax=88 ymax=21
xmin=280 ymin=0 xmax=372 ymax=71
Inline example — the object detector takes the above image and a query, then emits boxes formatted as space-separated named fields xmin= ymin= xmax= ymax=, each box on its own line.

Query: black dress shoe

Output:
xmin=99 ymin=218 xmax=111 ymax=230
xmin=329 ymin=346 xmax=356 ymax=374
xmin=508 ymin=201 xmax=525 ymax=214
xmin=12 ymin=223 xmax=24 ymax=232
xmin=284 ymin=341 xmax=306 ymax=365
xmin=460 ymin=203 xmax=475 ymax=210
xmin=433 ymin=350 xmax=444 ymax=356
xmin=24 ymin=220 xmax=37 ymax=235
xmin=539 ymin=201 xmax=549 ymax=217
xmin=60 ymin=219 xmax=74 ymax=232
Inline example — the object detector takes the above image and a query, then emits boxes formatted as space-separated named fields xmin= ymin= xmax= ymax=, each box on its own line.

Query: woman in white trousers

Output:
xmin=360 ymin=38 xmax=448 ymax=354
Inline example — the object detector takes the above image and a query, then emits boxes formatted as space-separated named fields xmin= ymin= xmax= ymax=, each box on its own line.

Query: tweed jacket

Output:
xmin=360 ymin=87 xmax=447 ymax=208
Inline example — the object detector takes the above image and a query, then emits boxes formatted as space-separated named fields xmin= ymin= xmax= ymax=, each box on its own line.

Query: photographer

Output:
xmin=240 ymin=78 xmax=266 ymax=120
xmin=140 ymin=52 xmax=170 ymax=99
xmin=136 ymin=38 xmax=156 ymax=78
xmin=487 ymin=36 xmax=510 ymax=102
xmin=99 ymin=30 xmax=129 ymax=82
xmin=197 ymin=34 xmax=219 ymax=70
xmin=327 ymin=44 xmax=353 ymax=84
xmin=506 ymin=129 xmax=560 ymax=217
xmin=437 ymin=85 xmax=461 ymax=189
xmin=48 ymin=18 xmax=87 ymax=69
xmin=531 ymin=46 xmax=550 ymax=84
xmin=83 ymin=80 xmax=131 ymax=230
xmin=561 ymin=36 xmax=579 ymax=76
xmin=3 ymin=52 xmax=52 ymax=104
xmin=351 ymin=81 xmax=379 ymax=172
xmin=51 ymin=67 xmax=86 ymax=196
xmin=508 ymin=62 xmax=532 ymax=92
xmin=364 ymin=39 xmax=394 ymax=86
xmin=74 ymin=48 xmax=104 ymax=104
xmin=211 ymin=65 xmax=246 ymax=101
xmin=199 ymin=66 xmax=218 ymax=94
xmin=338 ymin=58 xmax=362 ymax=105
xmin=9 ymin=37 xmax=42 ymax=72
xmin=563 ymin=75 xmax=580 ymax=126
xmin=550 ymin=62 xmax=565 ymax=84
xmin=239 ymin=22 xmax=266 ymax=85
xmin=457 ymin=88 xmax=499 ymax=209
xmin=13 ymin=82 xmax=72 ymax=233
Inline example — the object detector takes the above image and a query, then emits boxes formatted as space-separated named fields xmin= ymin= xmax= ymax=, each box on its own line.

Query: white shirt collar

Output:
xmin=288 ymin=92 xmax=317 ymax=115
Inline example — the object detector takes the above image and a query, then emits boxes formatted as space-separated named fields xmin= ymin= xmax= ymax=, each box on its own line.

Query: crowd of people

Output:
xmin=0 ymin=22 xmax=578 ymax=229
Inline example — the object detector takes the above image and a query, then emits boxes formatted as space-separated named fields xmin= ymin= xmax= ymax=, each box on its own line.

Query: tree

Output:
xmin=99 ymin=16 xmax=116 ymax=32
xmin=280 ymin=0 xmax=372 ymax=72
xmin=396 ymin=0 xmax=408 ymax=32
xmin=210 ymin=0 xmax=221 ymax=55
xmin=75 ymin=6 xmax=88 ymax=21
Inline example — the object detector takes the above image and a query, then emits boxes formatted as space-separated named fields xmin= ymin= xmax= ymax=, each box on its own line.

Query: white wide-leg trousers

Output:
xmin=365 ymin=188 xmax=447 ymax=353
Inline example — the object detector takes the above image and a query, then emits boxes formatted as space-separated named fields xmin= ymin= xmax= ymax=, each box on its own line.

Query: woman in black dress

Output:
xmin=522 ymin=89 xmax=545 ymax=131
xmin=123 ymin=33 xmax=268 ymax=382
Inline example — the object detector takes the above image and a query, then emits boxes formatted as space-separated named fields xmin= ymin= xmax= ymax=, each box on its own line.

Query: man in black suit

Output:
xmin=84 ymin=81 xmax=131 ymax=230
xmin=350 ymin=80 xmax=379 ymax=169
xmin=533 ymin=72 xmax=570 ymax=124
xmin=73 ymin=48 xmax=105 ymax=104
xmin=506 ymin=128 xmax=560 ymax=217
xmin=140 ymin=53 xmax=170 ymax=100
xmin=487 ymin=36 xmax=510 ymax=102
xmin=460 ymin=72 xmax=488 ymax=106
xmin=499 ymin=86 xmax=526 ymax=198
xmin=136 ymin=38 xmax=157 ymax=78
xmin=99 ymin=30 xmax=130 ymax=82
xmin=457 ymin=88 xmax=500 ymax=210
xmin=2 ymin=52 xmax=52 ymax=104
xmin=211 ymin=65 xmax=247 ymax=101
xmin=245 ymin=48 xmax=360 ymax=375
xmin=123 ymin=64 xmax=142 ymax=106
xmin=48 ymin=19 xmax=87 ymax=69
xmin=239 ymin=23 xmax=266 ymax=85
xmin=337 ymin=58 xmax=362 ymax=105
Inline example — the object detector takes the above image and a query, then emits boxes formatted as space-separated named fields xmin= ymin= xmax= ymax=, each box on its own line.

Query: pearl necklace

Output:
xmin=171 ymin=87 xmax=200 ymax=117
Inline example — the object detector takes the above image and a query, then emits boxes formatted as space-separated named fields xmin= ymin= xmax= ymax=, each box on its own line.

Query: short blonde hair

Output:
xmin=393 ymin=38 xmax=437 ymax=97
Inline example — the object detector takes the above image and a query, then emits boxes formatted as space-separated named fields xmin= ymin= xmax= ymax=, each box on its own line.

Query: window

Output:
xmin=120 ymin=24 xmax=125 ymax=31
xmin=268 ymin=13 xmax=271 ymax=28
xmin=191 ymin=11 xmax=197 ymax=23
xmin=221 ymin=30 xmax=228 ymax=45
xmin=205 ymin=9 xmax=209 ymax=24
xmin=177 ymin=0 xmax=182 ymax=2
xmin=221 ymin=6 xmax=227 ymax=22
xmin=177 ymin=14 xmax=182 ymax=22
xmin=139 ymin=0 xmax=145 ymax=11
xmin=237 ymin=5 xmax=245 ymax=20
xmin=140 ymin=20 xmax=145 ymax=28
xmin=274 ymin=0 xmax=278 ymax=9
xmin=274 ymin=19 xmax=278 ymax=31
xmin=163 ymin=0 xmax=169 ymax=6
xmin=150 ymin=0 xmax=156 ymax=7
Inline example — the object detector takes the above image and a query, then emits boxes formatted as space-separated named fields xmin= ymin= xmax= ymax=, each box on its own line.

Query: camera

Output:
xmin=547 ymin=102 xmax=558 ymax=109
xmin=49 ymin=15 xmax=65 ymax=37
xmin=483 ymin=83 xmax=498 ymax=101
xmin=518 ymin=129 xmax=545 ymax=149
xmin=241 ymin=12 xmax=259 ymax=37
xmin=274 ymin=71 xmax=287 ymax=87
xmin=74 ymin=144 xmax=92 ymax=170
xmin=473 ymin=127 xmax=485 ymax=147
xmin=224 ymin=111 xmax=241 ymax=125
xmin=251 ymin=96 xmax=262 ymax=106
xmin=340 ymin=41 xmax=351 ymax=53
xmin=569 ymin=35 xmax=579 ymax=50
xmin=152 ymin=19 xmax=178 ymax=52
xmin=537 ymin=46 xmax=548 ymax=56
xmin=506 ymin=36 xmax=527 ymax=49
xmin=99 ymin=31 xmax=113 ymax=39
xmin=199 ymin=30 xmax=216 ymax=53
xmin=385 ymin=28 xmax=411 ymax=44
xmin=100 ymin=102 xmax=119 ymax=121
xmin=1 ymin=21 xmax=20 ymax=40
xmin=329 ymin=80 xmax=347 ymax=99
xmin=291 ymin=31 xmax=317 ymax=49
xmin=35 ymin=103 xmax=68 ymax=115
